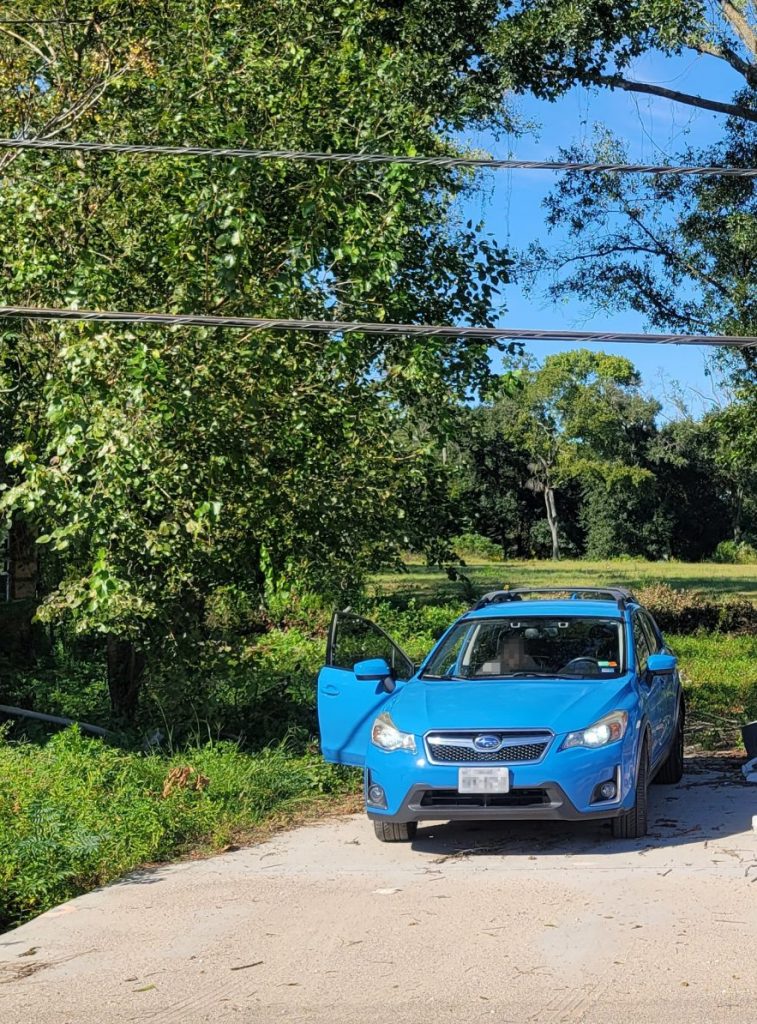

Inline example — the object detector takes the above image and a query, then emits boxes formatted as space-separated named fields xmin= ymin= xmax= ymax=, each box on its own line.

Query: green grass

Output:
xmin=373 ymin=558 xmax=757 ymax=603
xmin=669 ymin=632 xmax=757 ymax=727
xmin=0 ymin=728 xmax=354 ymax=932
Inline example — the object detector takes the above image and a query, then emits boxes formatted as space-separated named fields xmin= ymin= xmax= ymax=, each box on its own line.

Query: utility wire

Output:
xmin=0 ymin=137 xmax=756 ymax=176
xmin=1 ymin=305 xmax=754 ymax=347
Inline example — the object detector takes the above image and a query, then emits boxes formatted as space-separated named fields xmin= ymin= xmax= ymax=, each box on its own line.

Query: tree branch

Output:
xmin=592 ymin=71 xmax=757 ymax=122
xmin=621 ymin=205 xmax=734 ymax=300
xmin=0 ymin=24 xmax=50 ymax=63
xmin=719 ymin=0 xmax=757 ymax=58
xmin=687 ymin=36 xmax=757 ymax=86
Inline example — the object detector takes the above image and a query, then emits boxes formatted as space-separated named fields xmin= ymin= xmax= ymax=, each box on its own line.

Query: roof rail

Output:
xmin=472 ymin=586 xmax=637 ymax=612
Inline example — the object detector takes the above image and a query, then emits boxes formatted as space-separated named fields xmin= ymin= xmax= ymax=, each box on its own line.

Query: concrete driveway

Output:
xmin=2 ymin=757 xmax=756 ymax=1024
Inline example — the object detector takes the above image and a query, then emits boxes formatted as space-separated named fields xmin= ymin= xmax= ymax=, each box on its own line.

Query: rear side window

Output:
xmin=639 ymin=611 xmax=659 ymax=654
xmin=632 ymin=613 xmax=651 ymax=673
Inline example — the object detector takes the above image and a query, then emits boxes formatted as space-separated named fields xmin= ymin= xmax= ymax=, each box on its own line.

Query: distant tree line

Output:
xmin=446 ymin=350 xmax=757 ymax=563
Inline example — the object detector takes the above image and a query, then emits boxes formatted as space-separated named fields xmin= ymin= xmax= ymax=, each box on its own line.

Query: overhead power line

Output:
xmin=0 ymin=137 xmax=755 ymax=177
xmin=0 ymin=305 xmax=754 ymax=347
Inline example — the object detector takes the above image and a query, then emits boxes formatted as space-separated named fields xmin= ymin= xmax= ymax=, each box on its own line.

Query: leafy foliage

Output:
xmin=494 ymin=1 xmax=757 ymax=122
xmin=0 ymin=0 xmax=516 ymax=711
xmin=713 ymin=539 xmax=757 ymax=563
xmin=519 ymin=121 xmax=757 ymax=381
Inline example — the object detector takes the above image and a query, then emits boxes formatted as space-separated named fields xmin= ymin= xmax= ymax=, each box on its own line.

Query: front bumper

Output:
xmin=367 ymin=780 xmax=624 ymax=823
xmin=365 ymin=731 xmax=639 ymax=823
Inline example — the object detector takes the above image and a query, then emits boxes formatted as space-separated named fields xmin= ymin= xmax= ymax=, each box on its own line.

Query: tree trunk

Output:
xmin=106 ymin=637 xmax=145 ymax=723
xmin=8 ymin=517 xmax=38 ymax=600
xmin=733 ymin=485 xmax=744 ymax=543
xmin=544 ymin=486 xmax=560 ymax=560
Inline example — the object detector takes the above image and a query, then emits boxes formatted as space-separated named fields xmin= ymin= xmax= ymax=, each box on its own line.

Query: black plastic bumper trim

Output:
xmin=367 ymin=782 xmax=626 ymax=823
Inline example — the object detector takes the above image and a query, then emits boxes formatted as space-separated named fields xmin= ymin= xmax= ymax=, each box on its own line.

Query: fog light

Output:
xmin=590 ymin=777 xmax=619 ymax=804
xmin=367 ymin=784 xmax=387 ymax=807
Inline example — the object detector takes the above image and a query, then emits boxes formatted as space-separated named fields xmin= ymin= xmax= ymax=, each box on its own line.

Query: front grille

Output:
xmin=425 ymin=731 xmax=551 ymax=764
xmin=428 ymin=741 xmax=547 ymax=763
xmin=419 ymin=788 xmax=549 ymax=809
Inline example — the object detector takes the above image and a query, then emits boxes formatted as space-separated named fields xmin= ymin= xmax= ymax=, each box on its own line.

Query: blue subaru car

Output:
xmin=317 ymin=587 xmax=684 ymax=842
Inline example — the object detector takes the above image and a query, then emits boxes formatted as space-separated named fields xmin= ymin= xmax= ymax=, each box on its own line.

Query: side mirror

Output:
xmin=646 ymin=653 xmax=677 ymax=676
xmin=354 ymin=658 xmax=396 ymax=693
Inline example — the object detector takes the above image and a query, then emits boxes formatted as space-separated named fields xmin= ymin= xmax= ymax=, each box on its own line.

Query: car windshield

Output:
xmin=421 ymin=616 xmax=624 ymax=680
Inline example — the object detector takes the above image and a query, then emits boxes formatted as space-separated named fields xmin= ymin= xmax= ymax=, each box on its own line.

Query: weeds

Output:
xmin=0 ymin=728 xmax=354 ymax=931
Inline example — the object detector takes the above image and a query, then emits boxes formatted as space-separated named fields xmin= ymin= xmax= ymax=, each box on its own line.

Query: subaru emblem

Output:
xmin=473 ymin=734 xmax=501 ymax=751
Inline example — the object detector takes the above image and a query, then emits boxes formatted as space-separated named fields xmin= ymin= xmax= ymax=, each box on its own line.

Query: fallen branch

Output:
xmin=0 ymin=703 xmax=114 ymax=738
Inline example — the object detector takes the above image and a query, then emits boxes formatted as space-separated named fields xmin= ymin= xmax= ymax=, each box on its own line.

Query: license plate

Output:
xmin=458 ymin=767 xmax=510 ymax=794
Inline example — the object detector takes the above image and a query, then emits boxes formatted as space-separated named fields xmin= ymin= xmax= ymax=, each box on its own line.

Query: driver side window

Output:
xmin=327 ymin=613 xmax=414 ymax=680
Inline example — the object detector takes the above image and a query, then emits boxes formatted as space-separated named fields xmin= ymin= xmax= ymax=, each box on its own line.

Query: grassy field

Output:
xmin=668 ymin=632 xmax=757 ymax=728
xmin=373 ymin=558 xmax=757 ymax=603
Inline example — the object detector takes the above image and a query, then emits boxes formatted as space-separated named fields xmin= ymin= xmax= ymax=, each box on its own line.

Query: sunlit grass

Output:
xmin=0 ymin=728 xmax=353 ymax=931
xmin=372 ymin=558 xmax=757 ymax=603
xmin=670 ymin=632 xmax=757 ymax=724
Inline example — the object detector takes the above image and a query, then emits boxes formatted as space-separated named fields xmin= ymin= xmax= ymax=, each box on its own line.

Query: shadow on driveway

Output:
xmin=410 ymin=755 xmax=756 ymax=858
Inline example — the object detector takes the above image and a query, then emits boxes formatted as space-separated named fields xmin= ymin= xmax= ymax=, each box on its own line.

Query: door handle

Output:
xmin=322 ymin=685 xmax=340 ymax=696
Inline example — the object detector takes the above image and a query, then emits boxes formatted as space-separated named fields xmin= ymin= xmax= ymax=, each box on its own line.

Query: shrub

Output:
xmin=636 ymin=583 xmax=757 ymax=635
xmin=712 ymin=540 xmax=757 ymax=564
xmin=372 ymin=599 xmax=468 ymax=662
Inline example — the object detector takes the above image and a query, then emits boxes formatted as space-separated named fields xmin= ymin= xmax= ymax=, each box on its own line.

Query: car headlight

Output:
xmin=562 ymin=711 xmax=628 ymax=750
xmin=371 ymin=712 xmax=416 ymax=753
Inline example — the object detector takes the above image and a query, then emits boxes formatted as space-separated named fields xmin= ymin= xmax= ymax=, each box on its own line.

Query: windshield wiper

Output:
xmin=490 ymin=671 xmax=558 ymax=678
xmin=487 ymin=671 xmax=595 ymax=679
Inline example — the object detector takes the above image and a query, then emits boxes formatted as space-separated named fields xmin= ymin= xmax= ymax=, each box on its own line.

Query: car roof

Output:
xmin=462 ymin=599 xmax=630 ymax=621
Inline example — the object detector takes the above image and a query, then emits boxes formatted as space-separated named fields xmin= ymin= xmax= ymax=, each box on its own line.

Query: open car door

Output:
xmin=317 ymin=611 xmax=415 ymax=766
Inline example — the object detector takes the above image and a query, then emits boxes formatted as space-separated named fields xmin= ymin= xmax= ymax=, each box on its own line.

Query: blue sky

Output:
xmin=459 ymin=49 xmax=745 ymax=415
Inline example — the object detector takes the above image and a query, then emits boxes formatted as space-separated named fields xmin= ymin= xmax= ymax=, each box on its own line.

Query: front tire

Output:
xmin=373 ymin=819 xmax=418 ymax=843
xmin=612 ymin=738 xmax=649 ymax=839
xmin=654 ymin=698 xmax=685 ymax=785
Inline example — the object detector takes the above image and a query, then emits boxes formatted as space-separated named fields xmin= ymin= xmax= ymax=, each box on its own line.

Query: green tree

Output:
xmin=0 ymin=0 xmax=515 ymax=717
xmin=484 ymin=350 xmax=659 ymax=559
xmin=711 ymin=388 xmax=757 ymax=540
xmin=579 ymin=474 xmax=673 ymax=560
xmin=519 ymin=120 xmax=757 ymax=381
xmin=456 ymin=403 xmax=538 ymax=558
xmin=649 ymin=415 xmax=748 ymax=557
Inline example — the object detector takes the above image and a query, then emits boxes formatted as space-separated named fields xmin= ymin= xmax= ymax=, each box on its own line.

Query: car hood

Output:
xmin=390 ymin=676 xmax=635 ymax=735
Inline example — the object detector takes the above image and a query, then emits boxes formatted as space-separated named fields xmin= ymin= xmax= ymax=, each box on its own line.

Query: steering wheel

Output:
xmin=561 ymin=656 xmax=601 ymax=673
